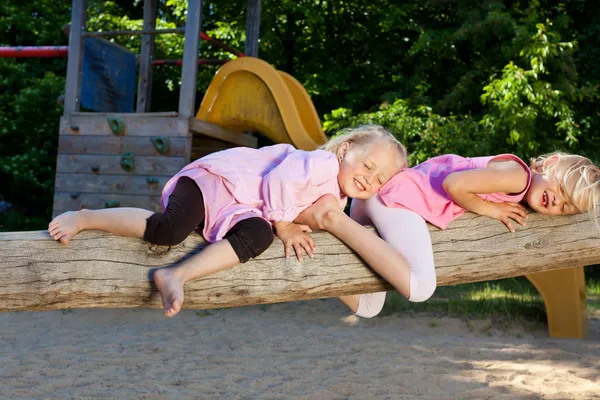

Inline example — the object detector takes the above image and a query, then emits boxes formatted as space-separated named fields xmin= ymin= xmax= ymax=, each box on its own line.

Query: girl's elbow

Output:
xmin=441 ymin=174 xmax=456 ymax=194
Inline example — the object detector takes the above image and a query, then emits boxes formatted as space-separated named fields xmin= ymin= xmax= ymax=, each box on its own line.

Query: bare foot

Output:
xmin=48 ymin=210 xmax=86 ymax=245
xmin=153 ymin=268 xmax=185 ymax=317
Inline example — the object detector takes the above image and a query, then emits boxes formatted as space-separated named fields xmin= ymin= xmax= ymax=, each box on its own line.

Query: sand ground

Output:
xmin=1 ymin=298 xmax=598 ymax=399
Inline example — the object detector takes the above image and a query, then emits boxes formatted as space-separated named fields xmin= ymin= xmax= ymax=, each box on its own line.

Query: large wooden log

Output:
xmin=0 ymin=212 xmax=598 ymax=312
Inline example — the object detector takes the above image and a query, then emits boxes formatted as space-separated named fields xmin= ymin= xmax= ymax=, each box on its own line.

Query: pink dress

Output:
xmin=378 ymin=154 xmax=531 ymax=229
xmin=161 ymin=144 xmax=347 ymax=242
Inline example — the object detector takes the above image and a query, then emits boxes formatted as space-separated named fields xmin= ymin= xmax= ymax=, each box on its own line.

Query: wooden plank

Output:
xmin=178 ymin=0 xmax=202 ymax=119
xmin=136 ymin=0 xmax=157 ymax=112
xmin=193 ymin=136 xmax=238 ymax=149
xmin=53 ymin=192 xmax=162 ymax=213
xmin=245 ymin=0 xmax=261 ymax=57
xmin=58 ymin=135 xmax=187 ymax=156
xmin=63 ymin=0 xmax=88 ymax=115
xmin=55 ymin=173 xmax=168 ymax=196
xmin=191 ymin=135 xmax=238 ymax=160
xmin=1 ymin=212 xmax=599 ymax=311
xmin=191 ymin=147 xmax=234 ymax=160
xmin=190 ymin=119 xmax=258 ymax=148
xmin=60 ymin=115 xmax=187 ymax=137
xmin=56 ymin=154 xmax=185 ymax=176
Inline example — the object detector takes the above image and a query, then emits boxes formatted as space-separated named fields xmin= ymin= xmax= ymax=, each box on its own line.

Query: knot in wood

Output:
xmin=525 ymin=238 xmax=548 ymax=249
xmin=147 ymin=244 xmax=172 ymax=256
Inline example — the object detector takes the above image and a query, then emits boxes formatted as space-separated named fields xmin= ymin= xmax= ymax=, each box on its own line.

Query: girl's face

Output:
xmin=525 ymin=172 xmax=580 ymax=216
xmin=337 ymin=142 xmax=402 ymax=199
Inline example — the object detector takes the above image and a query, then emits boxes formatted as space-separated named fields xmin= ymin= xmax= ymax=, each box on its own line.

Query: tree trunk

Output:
xmin=1 ymin=212 xmax=598 ymax=311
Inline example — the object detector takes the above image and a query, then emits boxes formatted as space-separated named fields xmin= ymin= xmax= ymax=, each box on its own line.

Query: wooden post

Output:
xmin=178 ymin=0 xmax=202 ymax=119
xmin=245 ymin=0 xmax=261 ymax=57
xmin=63 ymin=0 xmax=88 ymax=115
xmin=136 ymin=0 xmax=157 ymax=112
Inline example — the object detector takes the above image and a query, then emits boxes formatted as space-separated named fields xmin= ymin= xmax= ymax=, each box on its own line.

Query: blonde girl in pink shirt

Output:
xmin=296 ymin=151 xmax=600 ymax=318
xmin=49 ymin=125 xmax=407 ymax=317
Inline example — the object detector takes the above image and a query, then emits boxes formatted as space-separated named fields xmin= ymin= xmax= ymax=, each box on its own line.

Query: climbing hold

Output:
xmin=91 ymin=165 xmax=100 ymax=173
xmin=146 ymin=177 xmax=160 ymax=185
xmin=151 ymin=136 xmax=170 ymax=154
xmin=105 ymin=200 xmax=121 ymax=208
xmin=107 ymin=116 xmax=126 ymax=136
xmin=120 ymin=152 xmax=135 ymax=172
xmin=70 ymin=125 xmax=80 ymax=132
xmin=70 ymin=192 xmax=81 ymax=200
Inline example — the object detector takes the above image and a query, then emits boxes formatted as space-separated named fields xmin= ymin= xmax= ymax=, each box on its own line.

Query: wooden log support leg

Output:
xmin=526 ymin=266 xmax=587 ymax=339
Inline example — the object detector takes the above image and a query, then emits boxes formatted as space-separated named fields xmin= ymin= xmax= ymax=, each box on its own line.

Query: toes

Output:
xmin=52 ymin=232 xmax=70 ymax=245
xmin=164 ymin=298 xmax=182 ymax=317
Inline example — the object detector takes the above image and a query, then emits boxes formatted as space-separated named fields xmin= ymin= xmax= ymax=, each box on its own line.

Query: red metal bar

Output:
xmin=0 ymin=46 xmax=69 ymax=57
xmin=0 ymin=36 xmax=244 ymax=62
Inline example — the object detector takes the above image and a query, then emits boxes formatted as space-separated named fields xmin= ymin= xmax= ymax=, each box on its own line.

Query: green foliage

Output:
xmin=324 ymin=100 xmax=488 ymax=165
xmin=1 ymin=0 xmax=599 ymax=231
xmin=0 ymin=0 xmax=70 ymax=230
xmin=325 ymin=18 xmax=600 ymax=163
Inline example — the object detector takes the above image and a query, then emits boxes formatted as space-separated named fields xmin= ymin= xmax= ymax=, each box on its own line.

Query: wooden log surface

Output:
xmin=1 ymin=212 xmax=599 ymax=312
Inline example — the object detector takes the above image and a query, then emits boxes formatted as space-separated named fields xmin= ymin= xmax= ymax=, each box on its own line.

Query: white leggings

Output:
xmin=350 ymin=195 xmax=437 ymax=318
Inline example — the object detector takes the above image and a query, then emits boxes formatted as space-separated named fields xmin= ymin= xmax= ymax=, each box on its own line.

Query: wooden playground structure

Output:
xmin=0 ymin=0 xmax=598 ymax=340
xmin=53 ymin=0 xmax=327 ymax=217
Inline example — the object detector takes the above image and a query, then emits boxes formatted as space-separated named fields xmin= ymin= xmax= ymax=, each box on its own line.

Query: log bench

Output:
xmin=1 ymin=212 xmax=598 ymax=338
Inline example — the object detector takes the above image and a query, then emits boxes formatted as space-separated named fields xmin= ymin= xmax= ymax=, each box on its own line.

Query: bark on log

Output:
xmin=1 ymin=212 xmax=598 ymax=311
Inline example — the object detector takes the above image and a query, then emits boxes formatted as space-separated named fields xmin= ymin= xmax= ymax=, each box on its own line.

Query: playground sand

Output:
xmin=0 ymin=298 xmax=598 ymax=399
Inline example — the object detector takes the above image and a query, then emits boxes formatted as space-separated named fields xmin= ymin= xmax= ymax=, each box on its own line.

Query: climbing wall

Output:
xmin=52 ymin=113 xmax=191 ymax=218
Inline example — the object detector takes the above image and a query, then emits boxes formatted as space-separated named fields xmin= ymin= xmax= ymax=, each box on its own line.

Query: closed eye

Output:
xmin=364 ymin=162 xmax=372 ymax=170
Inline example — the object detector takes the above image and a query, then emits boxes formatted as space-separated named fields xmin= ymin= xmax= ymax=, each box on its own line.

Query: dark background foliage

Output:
xmin=1 ymin=0 xmax=598 ymax=231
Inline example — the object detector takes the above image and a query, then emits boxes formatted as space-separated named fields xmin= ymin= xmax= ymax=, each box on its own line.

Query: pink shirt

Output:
xmin=161 ymin=144 xmax=347 ymax=242
xmin=378 ymin=154 xmax=531 ymax=229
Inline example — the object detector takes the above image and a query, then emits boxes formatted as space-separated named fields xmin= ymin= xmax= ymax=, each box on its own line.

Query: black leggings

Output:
xmin=143 ymin=177 xmax=273 ymax=263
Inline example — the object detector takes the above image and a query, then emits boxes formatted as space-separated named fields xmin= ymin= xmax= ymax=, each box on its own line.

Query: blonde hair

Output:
xmin=319 ymin=125 xmax=408 ymax=169
xmin=531 ymin=151 xmax=600 ymax=225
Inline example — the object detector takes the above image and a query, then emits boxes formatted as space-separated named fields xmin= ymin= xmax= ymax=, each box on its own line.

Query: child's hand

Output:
xmin=274 ymin=222 xmax=315 ymax=261
xmin=485 ymin=202 xmax=528 ymax=232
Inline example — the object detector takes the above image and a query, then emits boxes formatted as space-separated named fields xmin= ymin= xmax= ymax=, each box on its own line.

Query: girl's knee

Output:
xmin=225 ymin=217 xmax=274 ymax=263
xmin=143 ymin=213 xmax=190 ymax=246
xmin=355 ymin=291 xmax=386 ymax=318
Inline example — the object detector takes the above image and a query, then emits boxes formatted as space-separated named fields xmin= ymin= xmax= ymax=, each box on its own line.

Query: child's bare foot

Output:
xmin=48 ymin=210 xmax=86 ymax=245
xmin=153 ymin=268 xmax=185 ymax=317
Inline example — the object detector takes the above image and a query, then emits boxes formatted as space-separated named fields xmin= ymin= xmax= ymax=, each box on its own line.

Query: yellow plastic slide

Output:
xmin=196 ymin=57 xmax=327 ymax=151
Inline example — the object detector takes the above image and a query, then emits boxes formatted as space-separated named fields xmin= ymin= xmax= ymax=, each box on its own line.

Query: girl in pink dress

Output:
xmin=296 ymin=151 xmax=600 ymax=317
xmin=49 ymin=125 xmax=407 ymax=317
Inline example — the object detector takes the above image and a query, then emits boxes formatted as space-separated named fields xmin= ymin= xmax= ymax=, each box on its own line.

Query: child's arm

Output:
xmin=442 ymin=161 xmax=529 ymax=232
xmin=262 ymin=150 xmax=340 ymax=260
